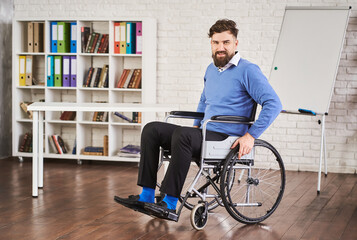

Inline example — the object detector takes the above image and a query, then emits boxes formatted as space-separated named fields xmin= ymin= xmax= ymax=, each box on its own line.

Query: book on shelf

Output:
xmin=60 ymin=111 xmax=76 ymax=121
xmin=83 ymin=67 xmax=94 ymax=87
xmin=113 ymin=112 xmax=133 ymax=123
xmin=117 ymin=144 xmax=140 ymax=158
xmin=81 ymin=27 xmax=90 ymax=53
xmin=132 ymin=112 xmax=142 ymax=123
xmin=116 ymin=69 xmax=128 ymax=88
xmin=50 ymin=135 xmax=68 ymax=154
xmin=103 ymin=135 xmax=108 ymax=156
xmin=89 ymin=67 xmax=100 ymax=87
xmin=19 ymin=132 xmax=32 ymax=153
xmin=72 ymin=139 xmax=76 ymax=154
xmin=98 ymin=65 xmax=108 ymax=88
xmin=20 ymin=101 xmax=33 ymax=119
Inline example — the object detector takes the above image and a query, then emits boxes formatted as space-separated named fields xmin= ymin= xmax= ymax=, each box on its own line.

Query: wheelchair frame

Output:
xmin=157 ymin=109 xmax=286 ymax=230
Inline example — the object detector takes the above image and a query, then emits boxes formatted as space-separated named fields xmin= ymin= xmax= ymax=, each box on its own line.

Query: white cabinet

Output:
xmin=12 ymin=18 xmax=157 ymax=162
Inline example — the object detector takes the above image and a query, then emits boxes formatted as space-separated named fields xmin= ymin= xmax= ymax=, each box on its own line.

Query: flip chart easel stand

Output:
xmin=282 ymin=111 xmax=327 ymax=194
xmin=317 ymin=114 xmax=327 ymax=194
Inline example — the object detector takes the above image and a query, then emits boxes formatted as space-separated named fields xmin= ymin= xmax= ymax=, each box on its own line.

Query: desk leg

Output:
xmin=38 ymin=111 xmax=44 ymax=188
xmin=323 ymin=127 xmax=327 ymax=176
xmin=317 ymin=114 xmax=326 ymax=194
xmin=32 ymin=111 xmax=39 ymax=197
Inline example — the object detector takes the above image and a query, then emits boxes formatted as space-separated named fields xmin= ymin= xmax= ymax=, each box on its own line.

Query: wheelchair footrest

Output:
xmin=144 ymin=203 xmax=179 ymax=222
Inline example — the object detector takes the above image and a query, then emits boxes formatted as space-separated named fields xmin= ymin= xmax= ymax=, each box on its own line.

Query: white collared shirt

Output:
xmin=217 ymin=52 xmax=241 ymax=72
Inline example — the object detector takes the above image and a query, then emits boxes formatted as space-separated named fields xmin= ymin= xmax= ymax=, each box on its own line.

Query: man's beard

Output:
xmin=212 ymin=51 xmax=234 ymax=68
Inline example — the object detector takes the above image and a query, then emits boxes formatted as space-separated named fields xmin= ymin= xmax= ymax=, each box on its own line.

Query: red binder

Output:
xmin=114 ymin=22 xmax=120 ymax=54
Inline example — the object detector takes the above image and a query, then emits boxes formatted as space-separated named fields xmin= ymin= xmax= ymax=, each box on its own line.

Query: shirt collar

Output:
xmin=217 ymin=51 xmax=241 ymax=72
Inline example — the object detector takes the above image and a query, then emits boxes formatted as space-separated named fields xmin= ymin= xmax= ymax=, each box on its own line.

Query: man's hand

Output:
xmin=231 ymin=132 xmax=255 ymax=159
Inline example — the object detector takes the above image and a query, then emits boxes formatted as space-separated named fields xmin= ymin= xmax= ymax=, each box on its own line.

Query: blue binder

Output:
xmin=50 ymin=22 xmax=57 ymax=53
xmin=47 ymin=56 xmax=54 ymax=87
xmin=70 ymin=22 xmax=77 ymax=53
xmin=126 ymin=22 xmax=136 ymax=54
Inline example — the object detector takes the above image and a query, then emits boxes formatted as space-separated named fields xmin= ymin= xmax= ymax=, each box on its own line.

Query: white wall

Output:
xmin=13 ymin=0 xmax=357 ymax=173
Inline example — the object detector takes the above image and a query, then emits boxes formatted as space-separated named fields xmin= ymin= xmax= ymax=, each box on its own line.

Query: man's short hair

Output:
xmin=208 ymin=19 xmax=239 ymax=38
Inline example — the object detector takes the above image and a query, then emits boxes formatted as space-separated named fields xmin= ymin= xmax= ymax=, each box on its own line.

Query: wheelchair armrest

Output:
xmin=211 ymin=115 xmax=253 ymax=124
xmin=169 ymin=111 xmax=204 ymax=119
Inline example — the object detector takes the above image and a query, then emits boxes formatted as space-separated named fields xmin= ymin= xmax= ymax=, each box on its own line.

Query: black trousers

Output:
xmin=137 ymin=121 xmax=228 ymax=198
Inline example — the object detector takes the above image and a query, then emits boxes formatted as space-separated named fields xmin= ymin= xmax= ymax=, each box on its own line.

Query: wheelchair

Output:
xmin=155 ymin=105 xmax=286 ymax=230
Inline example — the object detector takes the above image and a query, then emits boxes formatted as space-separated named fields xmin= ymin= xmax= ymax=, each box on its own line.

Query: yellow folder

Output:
xmin=19 ymin=56 xmax=26 ymax=86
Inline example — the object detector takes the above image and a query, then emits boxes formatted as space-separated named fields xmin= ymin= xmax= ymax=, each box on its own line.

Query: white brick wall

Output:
xmin=13 ymin=0 xmax=357 ymax=173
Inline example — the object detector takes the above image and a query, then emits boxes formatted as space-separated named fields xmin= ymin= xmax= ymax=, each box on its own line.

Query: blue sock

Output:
xmin=139 ymin=187 xmax=155 ymax=203
xmin=163 ymin=194 xmax=178 ymax=210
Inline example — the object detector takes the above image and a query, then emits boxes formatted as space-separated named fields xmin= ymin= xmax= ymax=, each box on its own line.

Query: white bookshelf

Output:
xmin=12 ymin=18 xmax=157 ymax=162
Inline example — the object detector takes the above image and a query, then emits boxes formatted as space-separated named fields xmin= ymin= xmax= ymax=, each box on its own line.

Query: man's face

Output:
xmin=211 ymin=31 xmax=238 ymax=68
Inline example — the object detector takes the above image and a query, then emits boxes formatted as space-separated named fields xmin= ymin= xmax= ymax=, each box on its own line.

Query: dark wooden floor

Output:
xmin=0 ymin=157 xmax=356 ymax=240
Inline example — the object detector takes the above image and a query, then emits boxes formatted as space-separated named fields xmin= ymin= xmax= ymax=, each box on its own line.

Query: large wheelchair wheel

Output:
xmin=220 ymin=139 xmax=285 ymax=224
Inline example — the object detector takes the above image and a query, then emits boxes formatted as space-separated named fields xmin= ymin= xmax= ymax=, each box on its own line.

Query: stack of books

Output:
xmin=49 ymin=135 xmax=68 ymax=154
xmin=118 ymin=144 xmax=140 ymax=158
xmin=113 ymin=112 xmax=141 ymax=123
xmin=115 ymin=69 xmax=142 ymax=89
xmin=81 ymin=27 xmax=109 ymax=54
xmin=19 ymin=132 xmax=32 ymax=152
xmin=83 ymin=65 xmax=109 ymax=88
xmin=92 ymin=112 xmax=108 ymax=122
xmin=81 ymin=135 xmax=108 ymax=156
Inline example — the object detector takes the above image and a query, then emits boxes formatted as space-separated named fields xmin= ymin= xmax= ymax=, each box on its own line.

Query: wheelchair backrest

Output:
xmin=249 ymin=102 xmax=258 ymax=123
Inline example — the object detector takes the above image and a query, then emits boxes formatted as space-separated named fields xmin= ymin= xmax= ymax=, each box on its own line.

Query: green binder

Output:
xmin=54 ymin=56 xmax=62 ymax=86
xmin=57 ymin=22 xmax=70 ymax=53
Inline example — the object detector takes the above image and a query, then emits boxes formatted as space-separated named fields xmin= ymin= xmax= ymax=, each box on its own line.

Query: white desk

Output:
xmin=27 ymin=102 xmax=174 ymax=197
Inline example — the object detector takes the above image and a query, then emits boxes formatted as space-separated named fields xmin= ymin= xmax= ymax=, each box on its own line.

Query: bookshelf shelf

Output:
xmin=47 ymin=120 xmax=76 ymax=124
xmin=17 ymin=52 xmax=46 ymax=56
xmin=13 ymin=18 xmax=157 ymax=162
xmin=17 ymin=86 xmax=46 ymax=89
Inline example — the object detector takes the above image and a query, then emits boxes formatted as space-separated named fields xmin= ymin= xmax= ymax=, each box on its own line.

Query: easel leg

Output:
xmin=317 ymin=115 xmax=326 ymax=195
xmin=323 ymin=128 xmax=327 ymax=177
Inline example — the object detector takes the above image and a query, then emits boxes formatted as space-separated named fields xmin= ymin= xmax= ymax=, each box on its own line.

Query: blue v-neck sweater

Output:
xmin=194 ymin=58 xmax=282 ymax=139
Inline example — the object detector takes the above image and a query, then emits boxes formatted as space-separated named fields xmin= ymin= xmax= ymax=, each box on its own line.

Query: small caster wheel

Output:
xmin=77 ymin=160 xmax=82 ymax=165
xmin=190 ymin=203 xmax=208 ymax=230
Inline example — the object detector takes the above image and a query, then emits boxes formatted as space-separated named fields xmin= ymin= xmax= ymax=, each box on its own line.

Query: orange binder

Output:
xmin=114 ymin=22 xmax=120 ymax=53
xmin=27 ymin=22 xmax=34 ymax=52
xmin=119 ymin=22 xmax=126 ymax=54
